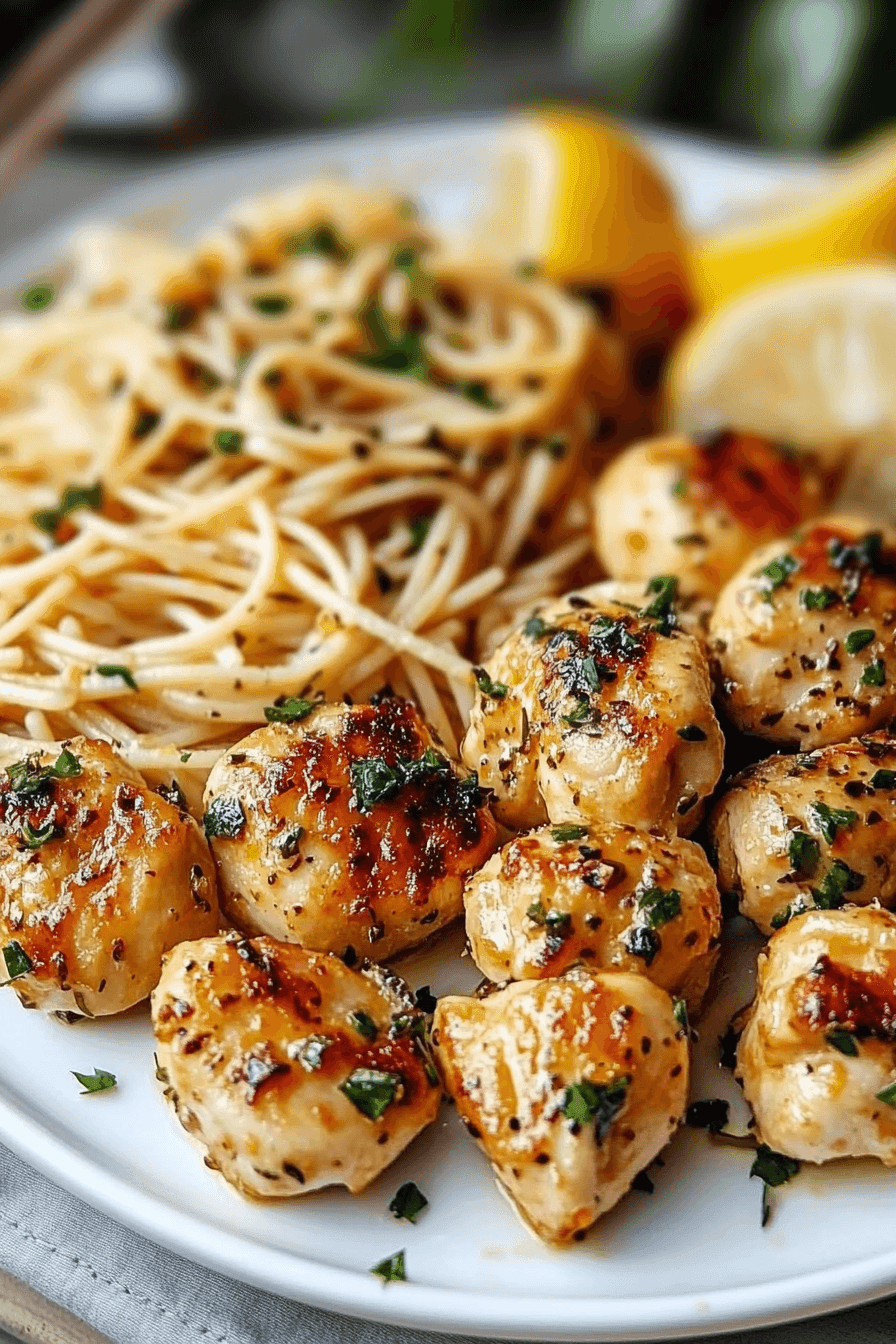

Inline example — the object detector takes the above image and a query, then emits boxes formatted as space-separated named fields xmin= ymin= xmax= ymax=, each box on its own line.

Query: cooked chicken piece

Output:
xmin=710 ymin=733 xmax=896 ymax=935
xmin=0 ymin=737 xmax=218 ymax=1018
xmin=593 ymin=430 xmax=828 ymax=600
xmin=433 ymin=966 xmax=688 ymax=1243
xmin=461 ymin=581 xmax=723 ymax=834
xmin=710 ymin=515 xmax=896 ymax=748
xmin=203 ymin=696 xmax=497 ymax=961
xmin=738 ymin=905 xmax=896 ymax=1165
xmin=152 ymin=934 xmax=440 ymax=1198
xmin=465 ymin=822 xmax=721 ymax=1015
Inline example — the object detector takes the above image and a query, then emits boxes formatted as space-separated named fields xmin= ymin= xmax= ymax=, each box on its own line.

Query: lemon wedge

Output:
xmin=479 ymin=109 xmax=694 ymax=346
xmin=669 ymin=263 xmax=896 ymax=469
xmin=692 ymin=128 xmax=896 ymax=310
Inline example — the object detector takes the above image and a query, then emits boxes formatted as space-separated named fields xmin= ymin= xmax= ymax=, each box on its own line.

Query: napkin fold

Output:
xmin=0 ymin=1141 xmax=894 ymax=1344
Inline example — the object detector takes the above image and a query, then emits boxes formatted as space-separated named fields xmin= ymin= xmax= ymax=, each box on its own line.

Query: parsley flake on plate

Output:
xmin=72 ymin=1068 xmax=117 ymax=1095
xmin=371 ymin=1249 xmax=406 ymax=1283
xmin=389 ymin=1181 xmax=428 ymax=1223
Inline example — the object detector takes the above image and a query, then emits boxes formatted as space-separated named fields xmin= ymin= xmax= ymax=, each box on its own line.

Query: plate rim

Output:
xmin=3 ymin=1084 xmax=896 ymax=1342
xmin=0 ymin=116 xmax=887 ymax=1342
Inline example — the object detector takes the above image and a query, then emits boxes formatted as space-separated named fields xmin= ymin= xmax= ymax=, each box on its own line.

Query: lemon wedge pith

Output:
xmin=669 ymin=264 xmax=896 ymax=473
xmin=692 ymin=128 xmax=896 ymax=310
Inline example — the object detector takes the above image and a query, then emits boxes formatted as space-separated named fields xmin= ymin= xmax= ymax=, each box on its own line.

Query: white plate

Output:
xmin=0 ymin=116 xmax=888 ymax=1343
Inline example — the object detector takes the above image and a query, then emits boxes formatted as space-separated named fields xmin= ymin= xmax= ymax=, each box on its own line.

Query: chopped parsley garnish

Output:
xmin=350 ymin=747 xmax=452 ymax=813
xmin=408 ymin=514 xmax=432 ymax=554
xmin=96 ymin=664 xmax=138 ymax=691
xmin=788 ymin=831 xmax=820 ymax=876
xmin=673 ymin=998 xmax=689 ymax=1030
xmin=561 ymin=1077 xmax=629 ymax=1141
xmin=828 ymin=532 xmax=882 ymax=577
xmin=32 ymin=481 xmax=103 ymax=539
xmin=5 ymin=749 xmax=82 ymax=802
xmin=203 ymin=795 xmax=246 ymax=839
xmin=671 ymin=477 xmax=688 ymax=499
xmin=284 ymin=223 xmax=349 ymax=262
xmin=809 ymin=801 xmax=858 ymax=843
xmin=800 ymin=586 xmax=839 ymax=611
xmin=164 ymin=302 xmax=196 ymax=331
xmin=516 ymin=260 xmax=540 ymax=279
xmin=862 ymin=659 xmax=886 ymax=687
xmin=677 ymin=724 xmax=706 ymax=741
xmin=641 ymin=574 xmax=678 ymax=633
xmin=749 ymin=1145 xmax=800 ymax=1188
xmin=21 ymin=283 xmax=55 ymax=312
xmin=294 ymin=1034 xmax=331 ymax=1071
xmin=846 ymin=628 xmax=876 ymax=655
xmin=770 ymin=903 xmax=799 ymax=930
xmin=523 ymin=615 xmax=557 ymax=640
xmin=473 ymin=667 xmax=508 ymax=699
xmin=525 ymin=902 xmax=572 ymax=940
xmin=757 ymin=552 xmax=797 ymax=600
xmin=213 ymin=428 xmax=244 ymax=456
xmin=276 ymin=828 xmax=305 ymax=858
xmin=371 ymin=1249 xmax=406 ymax=1283
xmin=2 ymin=941 xmax=32 ymax=980
xmin=252 ymin=295 xmax=292 ymax=315
xmin=459 ymin=380 xmax=500 ymax=409
xmin=875 ymin=1080 xmax=896 ymax=1106
xmin=826 ymin=1028 xmax=858 ymax=1056
xmin=813 ymin=859 xmax=864 ymax=908
xmin=591 ymin=615 xmax=645 ymax=662
xmin=54 ymin=748 xmax=81 ymax=778
xmin=389 ymin=1181 xmax=428 ymax=1223
xmin=264 ymin=697 xmax=315 ymax=723
xmin=871 ymin=768 xmax=896 ymax=790
xmin=551 ymin=824 xmax=588 ymax=843
xmin=340 ymin=1068 xmax=402 ymax=1120
xmin=685 ymin=1098 xmax=730 ymax=1133
xmin=72 ymin=1068 xmax=117 ymax=1095
xmin=637 ymin=886 xmax=682 ymax=928
xmin=561 ymin=697 xmax=592 ymax=727
xmin=20 ymin=819 xmax=59 ymax=849
xmin=132 ymin=408 xmax=160 ymax=439
xmin=355 ymin=298 xmax=429 ymax=380
xmin=350 ymin=1010 xmax=378 ymax=1040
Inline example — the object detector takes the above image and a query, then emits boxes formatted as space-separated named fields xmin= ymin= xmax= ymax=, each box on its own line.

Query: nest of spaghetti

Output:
xmin=0 ymin=180 xmax=629 ymax=792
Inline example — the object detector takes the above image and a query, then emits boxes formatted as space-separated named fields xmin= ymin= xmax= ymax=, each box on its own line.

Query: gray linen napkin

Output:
xmin=1 ymin=1142 xmax=895 ymax=1344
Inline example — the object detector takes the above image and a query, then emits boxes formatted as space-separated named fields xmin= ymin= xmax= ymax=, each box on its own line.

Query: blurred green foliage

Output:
xmin=6 ymin=0 xmax=893 ymax=150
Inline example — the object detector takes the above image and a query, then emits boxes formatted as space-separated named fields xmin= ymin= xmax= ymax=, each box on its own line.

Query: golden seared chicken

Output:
xmin=594 ymin=430 xmax=828 ymax=600
xmin=0 ymin=738 xmax=218 ymax=1018
xmin=710 ymin=516 xmax=896 ymax=748
xmin=434 ymin=966 xmax=688 ymax=1243
xmin=465 ymin=822 xmax=721 ymax=1015
xmin=152 ymin=935 xmax=440 ymax=1198
xmin=711 ymin=734 xmax=896 ymax=935
xmin=461 ymin=581 xmax=723 ymax=834
xmin=203 ymin=696 xmax=497 ymax=961
xmin=738 ymin=906 xmax=896 ymax=1165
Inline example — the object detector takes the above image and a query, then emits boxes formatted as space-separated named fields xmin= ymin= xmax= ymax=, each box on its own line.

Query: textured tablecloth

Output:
xmin=2 ymin=1141 xmax=896 ymax=1344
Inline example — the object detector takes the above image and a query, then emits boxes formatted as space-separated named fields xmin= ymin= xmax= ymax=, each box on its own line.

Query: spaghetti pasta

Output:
xmin=0 ymin=180 xmax=622 ymax=784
